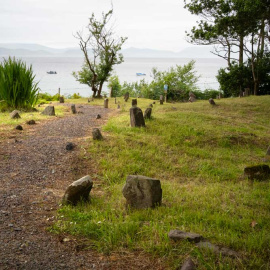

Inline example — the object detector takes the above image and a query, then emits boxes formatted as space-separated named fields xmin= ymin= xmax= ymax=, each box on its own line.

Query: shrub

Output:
xmin=38 ymin=92 xmax=59 ymax=101
xmin=0 ymin=57 xmax=39 ymax=109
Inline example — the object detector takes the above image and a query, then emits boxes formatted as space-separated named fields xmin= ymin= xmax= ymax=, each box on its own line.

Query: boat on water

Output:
xmin=136 ymin=73 xmax=146 ymax=76
xmin=47 ymin=71 xmax=57 ymax=74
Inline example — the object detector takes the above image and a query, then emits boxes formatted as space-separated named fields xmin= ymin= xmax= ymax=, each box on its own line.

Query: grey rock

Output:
xmin=71 ymin=104 xmax=76 ymax=114
xmin=124 ymin=92 xmax=129 ymax=102
xmin=122 ymin=175 xmax=162 ymax=209
xmin=10 ymin=110 xmax=21 ymax=119
xmin=180 ymin=258 xmax=196 ymax=270
xmin=92 ymin=128 xmax=103 ymax=140
xmin=144 ymin=108 xmax=152 ymax=119
xmin=168 ymin=230 xmax=203 ymax=243
xmin=15 ymin=125 xmax=23 ymax=130
xmin=66 ymin=142 xmax=75 ymax=151
xmin=104 ymin=98 xmax=109 ymax=108
xmin=41 ymin=106 xmax=55 ymax=116
xmin=26 ymin=120 xmax=35 ymax=125
xmin=209 ymin=98 xmax=216 ymax=105
xmin=77 ymin=111 xmax=84 ymax=114
xmin=59 ymin=96 xmax=64 ymax=103
xmin=96 ymin=114 xmax=101 ymax=119
xmin=244 ymin=164 xmax=270 ymax=180
xmin=130 ymin=107 xmax=145 ymax=127
xmin=117 ymin=104 xmax=120 ymax=109
xmin=62 ymin=175 xmax=93 ymax=205
xmin=189 ymin=92 xmax=196 ymax=102
xmin=132 ymin=99 xmax=137 ymax=106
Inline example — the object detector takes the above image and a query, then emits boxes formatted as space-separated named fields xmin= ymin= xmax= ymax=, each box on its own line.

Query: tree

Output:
xmin=108 ymin=75 xmax=122 ymax=97
xmin=73 ymin=9 xmax=127 ymax=98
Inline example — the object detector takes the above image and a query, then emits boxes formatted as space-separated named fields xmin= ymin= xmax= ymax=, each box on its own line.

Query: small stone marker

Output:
xmin=117 ymin=104 xmax=120 ymax=109
xmin=59 ymin=96 xmax=64 ymax=103
xmin=10 ymin=110 xmax=21 ymax=119
xmin=41 ymin=106 xmax=55 ymax=116
xmin=130 ymin=106 xmax=145 ymax=127
xmin=26 ymin=120 xmax=36 ymax=125
xmin=71 ymin=104 xmax=76 ymax=114
xmin=96 ymin=114 xmax=101 ymax=119
xmin=124 ymin=92 xmax=129 ymax=102
xmin=104 ymin=98 xmax=109 ymax=108
xmin=144 ymin=108 xmax=152 ymax=119
xmin=244 ymin=164 xmax=270 ymax=180
xmin=62 ymin=175 xmax=93 ymax=205
xmin=92 ymin=128 xmax=103 ymax=140
xmin=132 ymin=99 xmax=137 ymax=107
xmin=209 ymin=98 xmax=216 ymax=105
xmin=15 ymin=125 xmax=23 ymax=130
xmin=153 ymin=102 xmax=156 ymax=104
xmin=160 ymin=95 xmax=164 ymax=105
xmin=180 ymin=258 xmax=196 ymax=270
xmin=168 ymin=230 xmax=203 ymax=243
xmin=188 ymin=92 xmax=196 ymax=102
xmin=149 ymin=104 xmax=153 ymax=108
xmin=87 ymin=99 xmax=90 ymax=103
xmin=266 ymin=146 xmax=270 ymax=156
xmin=122 ymin=175 xmax=162 ymax=209
xmin=115 ymin=98 xmax=117 ymax=104
xmin=66 ymin=142 xmax=75 ymax=151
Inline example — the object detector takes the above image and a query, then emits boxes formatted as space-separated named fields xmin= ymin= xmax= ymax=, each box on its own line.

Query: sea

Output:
xmin=3 ymin=57 xmax=227 ymax=97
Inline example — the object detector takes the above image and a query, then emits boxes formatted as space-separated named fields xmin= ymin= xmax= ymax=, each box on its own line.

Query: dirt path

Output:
xmin=0 ymin=105 xmax=163 ymax=270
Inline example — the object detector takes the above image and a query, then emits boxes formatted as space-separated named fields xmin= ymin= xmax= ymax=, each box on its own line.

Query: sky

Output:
xmin=0 ymin=0 xmax=198 ymax=52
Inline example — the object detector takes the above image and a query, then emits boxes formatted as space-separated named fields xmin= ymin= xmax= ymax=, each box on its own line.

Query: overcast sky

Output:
xmin=0 ymin=0 xmax=198 ymax=51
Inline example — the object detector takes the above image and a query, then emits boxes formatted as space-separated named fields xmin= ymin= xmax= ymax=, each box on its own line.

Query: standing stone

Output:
xmin=96 ymin=114 xmax=101 ymax=119
xmin=71 ymin=104 xmax=76 ymax=114
xmin=209 ymin=98 xmax=216 ymax=105
xmin=59 ymin=96 xmax=64 ymax=103
xmin=266 ymin=146 xmax=270 ymax=156
xmin=180 ymin=258 xmax=196 ymax=270
xmin=10 ymin=110 xmax=21 ymax=119
xmin=117 ymin=104 xmax=120 ymax=109
xmin=26 ymin=120 xmax=36 ymax=125
xmin=160 ymin=95 xmax=164 ymax=105
xmin=104 ymin=98 xmax=109 ymax=108
xmin=244 ymin=164 xmax=270 ymax=180
xmin=153 ymin=102 xmax=156 ymax=104
xmin=41 ymin=106 xmax=55 ymax=116
xmin=87 ymin=99 xmax=90 ymax=103
xmin=144 ymin=108 xmax=152 ymax=119
xmin=115 ymin=98 xmax=117 ymax=104
xmin=122 ymin=175 xmax=162 ymax=209
xmin=15 ymin=125 xmax=23 ymax=130
xmin=132 ymin=99 xmax=137 ymax=107
xmin=66 ymin=142 xmax=75 ymax=150
xmin=124 ymin=92 xmax=129 ymax=102
xmin=188 ymin=92 xmax=196 ymax=102
xmin=62 ymin=175 xmax=93 ymax=205
xmin=92 ymin=128 xmax=103 ymax=140
xmin=149 ymin=104 xmax=153 ymax=108
xmin=168 ymin=230 xmax=203 ymax=243
xmin=244 ymin=88 xmax=250 ymax=97
xmin=130 ymin=107 xmax=145 ymax=127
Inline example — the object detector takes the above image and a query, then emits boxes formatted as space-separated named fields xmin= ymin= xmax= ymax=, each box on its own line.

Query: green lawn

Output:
xmin=51 ymin=96 xmax=270 ymax=269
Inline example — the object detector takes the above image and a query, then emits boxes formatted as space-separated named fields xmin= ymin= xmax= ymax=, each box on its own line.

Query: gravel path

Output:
xmin=0 ymin=104 xmax=164 ymax=270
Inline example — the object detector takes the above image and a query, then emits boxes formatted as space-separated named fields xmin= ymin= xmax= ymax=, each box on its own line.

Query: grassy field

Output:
xmin=3 ymin=96 xmax=269 ymax=269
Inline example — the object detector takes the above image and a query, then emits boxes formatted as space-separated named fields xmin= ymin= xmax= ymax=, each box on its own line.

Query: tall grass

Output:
xmin=0 ymin=57 xmax=39 ymax=110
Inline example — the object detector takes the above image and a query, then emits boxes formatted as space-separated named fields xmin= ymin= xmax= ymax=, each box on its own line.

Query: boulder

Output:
xmin=180 ymin=258 xmax=196 ymax=270
xmin=96 ymin=114 xmax=101 ymax=119
xmin=66 ymin=142 xmax=75 ymax=151
xmin=244 ymin=164 xmax=270 ymax=180
xmin=92 ymin=128 xmax=103 ymax=140
xmin=59 ymin=96 xmax=64 ymax=103
xmin=15 ymin=125 xmax=23 ymax=130
xmin=132 ymin=99 xmax=137 ymax=107
xmin=26 ymin=120 xmax=36 ymax=125
xmin=62 ymin=175 xmax=93 ymax=205
xmin=124 ymin=92 xmax=129 ymax=102
xmin=144 ymin=108 xmax=152 ymax=119
xmin=189 ymin=92 xmax=196 ymax=102
xmin=41 ymin=106 xmax=55 ymax=116
xmin=122 ymin=175 xmax=162 ymax=209
xmin=71 ymin=104 xmax=76 ymax=114
xmin=10 ymin=110 xmax=21 ymax=119
xmin=104 ymin=98 xmax=109 ymax=108
xmin=209 ymin=98 xmax=216 ymax=105
xmin=168 ymin=230 xmax=203 ymax=243
xmin=130 ymin=107 xmax=145 ymax=127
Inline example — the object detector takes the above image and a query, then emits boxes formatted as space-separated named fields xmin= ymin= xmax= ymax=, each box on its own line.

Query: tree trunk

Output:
xmin=239 ymin=35 xmax=244 ymax=96
xmin=97 ymin=81 xmax=104 ymax=98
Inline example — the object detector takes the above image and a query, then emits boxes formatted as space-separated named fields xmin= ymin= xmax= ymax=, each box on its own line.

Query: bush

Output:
xmin=0 ymin=57 xmax=39 ymax=109
xmin=38 ymin=92 xmax=59 ymax=101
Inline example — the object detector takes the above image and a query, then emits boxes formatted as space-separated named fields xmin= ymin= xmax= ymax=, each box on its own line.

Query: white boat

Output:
xmin=47 ymin=71 xmax=57 ymax=74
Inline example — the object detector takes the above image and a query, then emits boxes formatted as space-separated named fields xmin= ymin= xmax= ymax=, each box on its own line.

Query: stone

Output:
xmin=26 ymin=120 xmax=35 ymax=125
xmin=124 ymin=92 xmax=129 ymax=102
xmin=266 ymin=146 xmax=270 ymax=156
xmin=96 ymin=114 xmax=101 ymax=119
xmin=130 ymin=106 xmax=145 ymax=127
xmin=41 ymin=106 xmax=55 ymax=116
xmin=160 ymin=100 xmax=164 ymax=105
xmin=15 ymin=125 xmax=23 ymax=130
xmin=71 ymin=104 xmax=76 ymax=114
xmin=132 ymin=99 xmax=137 ymax=106
xmin=153 ymin=102 xmax=156 ymax=104
xmin=168 ymin=230 xmax=203 ymax=243
xmin=104 ymin=98 xmax=109 ymax=108
xmin=92 ymin=128 xmax=103 ymax=140
xmin=59 ymin=96 xmax=64 ymax=103
xmin=66 ymin=142 xmax=75 ymax=151
xmin=144 ymin=108 xmax=152 ymax=119
xmin=10 ymin=110 xmax=21 ymax=119
xmin=196 ymin=241 xmax=238 ymax=258
xmin=88 ymin=98 xmax=90 ymax=103
xmin=62 ymin=175 xmax=93 ymax=205
xmin=149 ymin=104 xmax=153 ymax=108
xmin=189 ymin=92 xmax=196 ymax=102
xmin=180 ymin=258 xmax=196 ymax=270
xmin=122 ymin=175 xmax=162 ymax=209
xmin=115 ymin=98 xmax=117 ymax=104
xmin=117 ymin=104 xmax=120 ymax=109
xmin=244 ymin=164 xmax=270 ymax=180
xmin=209 ymin=98 xmax=216 ymax=105
xmin=160 ymin=95 xmax=164 ymax=105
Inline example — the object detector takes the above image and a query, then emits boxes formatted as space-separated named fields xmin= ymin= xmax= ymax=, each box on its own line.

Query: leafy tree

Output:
xmin=108 ymin=75 xmax=122 ymax=97
xmin=73 ymin=9 xmax=127 ymax=98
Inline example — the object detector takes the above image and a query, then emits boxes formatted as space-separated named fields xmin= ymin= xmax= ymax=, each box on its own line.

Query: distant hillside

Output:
xmin=0 ymin=43 xmax=217 ymax=58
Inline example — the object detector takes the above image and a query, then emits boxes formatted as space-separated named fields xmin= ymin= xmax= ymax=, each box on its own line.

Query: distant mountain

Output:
xmin=0 ymin=43 xmax=217 ymax=58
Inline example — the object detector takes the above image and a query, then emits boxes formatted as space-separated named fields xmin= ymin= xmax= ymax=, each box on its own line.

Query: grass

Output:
xmin=14 ymin=95 xmax=270 ymax=269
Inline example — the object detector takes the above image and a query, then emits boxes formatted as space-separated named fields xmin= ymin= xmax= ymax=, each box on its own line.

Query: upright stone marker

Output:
xmin=144 ymin=108 xmax=152 ymax=119
xmin=122 ymin=175 xmax=162 ymax=209
xmin=160 ymin=95 xmax=164 ymax=105
xmin=104 ymin=98 xmax=109 ymax=108
xmin=189 ymin=92 xmax=196 ymax=102
xmin=132 ymin=99 xmax=137 ymax=107
xmin=92 ymin=128 xmax=103 ymax=140
xmin=71 ymin=104 xmax=76 ymax=114
xmin=124 ymin=92 xmax=129 ymax=102
xmin=130 ymin=106 xmax=145 ymax=127
xmin=209 ymin=98 xmax=216 ymax=105
xmin=59 ymin=96 xmax=65 ymax=103
xmin=41 ymin=106 xmax=55 ymax=116
xmin=10 ymin=110 xmax=21 ymax=119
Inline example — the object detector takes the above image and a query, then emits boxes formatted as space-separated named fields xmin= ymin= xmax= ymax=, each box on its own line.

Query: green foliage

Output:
xmin=0 ymin=57 xmax=39 ymax=109
xmin=38 ymin=92 xmax=59 ymax=101
xmin=108 ymin=75 xmax=122 ymax=97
